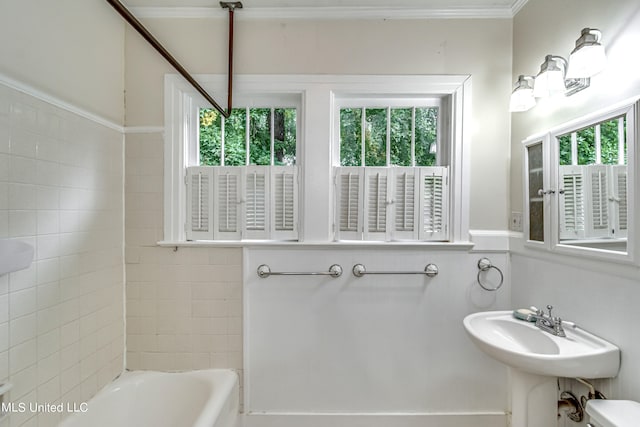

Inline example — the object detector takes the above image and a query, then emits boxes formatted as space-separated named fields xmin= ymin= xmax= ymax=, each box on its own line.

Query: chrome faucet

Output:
xmin=531 ymin=305 xmax=566 ymax=337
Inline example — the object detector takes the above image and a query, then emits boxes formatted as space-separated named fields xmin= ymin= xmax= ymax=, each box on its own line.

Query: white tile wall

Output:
xmin=0 ymin=83 xmax=124 ymax=427
xmin=125 ymin=133 xmax=243 ymax=377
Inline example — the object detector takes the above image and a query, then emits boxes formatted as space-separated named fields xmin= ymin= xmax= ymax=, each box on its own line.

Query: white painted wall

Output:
xmin=0 ymin=0 xmax=125 ymax=125
xmin=510 ymin=0 xmax=640 ymax=421
xmin=244 ymin=247 xmax=510 ymax=425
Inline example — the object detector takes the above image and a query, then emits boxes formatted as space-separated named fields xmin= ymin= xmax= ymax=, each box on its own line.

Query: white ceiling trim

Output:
xmin=511 ymin=0 xmax=528 ymax=16
xmin=129 ymin=5 xmax=520 ymax=20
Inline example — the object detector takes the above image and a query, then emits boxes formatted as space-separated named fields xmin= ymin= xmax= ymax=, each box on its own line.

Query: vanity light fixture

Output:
xmin=566 ymin=28 xmax=606 ymax=78
xmin=534 ymin=55 xmax=568 ymax=98
xmin=510 ymin=28 xmax=606 ymax=111
xmin=509 ymin=75 xmax=536 ymax=112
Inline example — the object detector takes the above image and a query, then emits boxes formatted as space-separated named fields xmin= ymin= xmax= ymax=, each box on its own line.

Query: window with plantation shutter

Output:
xmin=167 ymin=75 xmax=471 ymax=244
xmin=182 ymin=98 xmax=299 ymax=241
xmin=334 ymin=95 xmax=450 ymax=242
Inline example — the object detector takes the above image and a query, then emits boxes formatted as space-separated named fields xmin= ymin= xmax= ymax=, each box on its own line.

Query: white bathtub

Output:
xmin=59 ymin=369 xmax=239 ymax=427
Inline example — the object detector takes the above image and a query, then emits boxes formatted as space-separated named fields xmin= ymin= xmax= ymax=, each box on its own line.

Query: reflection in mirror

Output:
xmin=527 ymin=142 xmax=544 ymax=242
xmin=557 ymin=115 xmax=627 ymax=252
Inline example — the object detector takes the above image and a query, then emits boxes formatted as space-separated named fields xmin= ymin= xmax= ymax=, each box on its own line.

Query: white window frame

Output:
xmin=163 ymin=74 xmax=471 ymax=244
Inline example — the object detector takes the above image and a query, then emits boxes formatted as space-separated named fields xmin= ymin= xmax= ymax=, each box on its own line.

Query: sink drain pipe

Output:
xmin=558 ymin=378 xmax=608 ymax=423
xmin=558 ymin=391 xmax=584 ymax=422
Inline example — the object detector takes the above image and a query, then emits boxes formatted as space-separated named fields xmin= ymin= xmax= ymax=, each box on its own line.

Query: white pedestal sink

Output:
xmin=463 ymin=311 xmax=620 ymax=427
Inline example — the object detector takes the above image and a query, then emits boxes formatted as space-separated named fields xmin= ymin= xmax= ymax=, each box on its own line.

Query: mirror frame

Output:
xmin=522 ymin=98 xmax=639 ymax=265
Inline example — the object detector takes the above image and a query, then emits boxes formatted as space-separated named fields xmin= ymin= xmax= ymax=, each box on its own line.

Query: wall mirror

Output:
xmin=555 ymin=112 xmax=628 ymax=252
xmin=523 ymin=99 xmax=637 ymax=262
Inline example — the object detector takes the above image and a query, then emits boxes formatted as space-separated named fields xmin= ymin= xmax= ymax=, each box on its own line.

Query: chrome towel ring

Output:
xmin=477 ymin=258 xmax=504 ymax=291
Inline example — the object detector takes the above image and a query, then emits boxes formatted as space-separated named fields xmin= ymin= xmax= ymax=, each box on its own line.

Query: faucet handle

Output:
xmin=546 ymin=304 xmax=554 ymax=318
xmin=553 ymin=317 xmax=566 ymax=337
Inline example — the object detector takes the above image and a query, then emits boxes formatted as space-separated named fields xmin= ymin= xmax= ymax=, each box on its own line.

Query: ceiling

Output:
xmin=126 ymin=0 xmax=519 ymax=6
xmin=124 ymin=0 xmax=529 ymax=19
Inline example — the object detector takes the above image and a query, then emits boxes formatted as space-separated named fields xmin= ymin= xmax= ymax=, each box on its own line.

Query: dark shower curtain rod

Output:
xmin=105 ymin=0 xmax=241 ymax=118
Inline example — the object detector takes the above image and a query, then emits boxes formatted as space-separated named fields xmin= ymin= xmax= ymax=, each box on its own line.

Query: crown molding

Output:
xmin=129 ymin=5 xmax=519 ymax=20
xmin=511 ymin=0 xmax=529 ymax=16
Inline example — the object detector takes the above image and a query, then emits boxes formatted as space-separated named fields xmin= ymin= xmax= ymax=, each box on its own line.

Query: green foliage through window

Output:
xmin=558 ymin=116 xmax=626 ymax=166
xmin=199 ymin=107 xmax=297 ymax=166
xmin=339 ymin=107 xmax=438 ymax=167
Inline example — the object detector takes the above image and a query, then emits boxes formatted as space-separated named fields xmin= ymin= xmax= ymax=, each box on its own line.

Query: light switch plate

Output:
xmin=511 ymin=212 xmax=523 ymax=232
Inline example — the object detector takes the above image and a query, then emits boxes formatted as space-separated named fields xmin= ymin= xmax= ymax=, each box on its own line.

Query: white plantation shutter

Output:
xmin=419 ymin=167 xmax=448 ymax=241
xmin=186 ymin=167 xmax=214 ymax=240
xmin=271 ymin=166 xmax=298 ymax=240
xmin=363 ymin=168 xmax=391 ymax=241
xmin=610 ymin=165 xmax=628 ymax=238
xmin=391 ymin=168 xmax=419 ymax=240
xmin=244 ymin=166 xmax=270 ymax=239
xmin=335 ymin=166 xmax=449 ymax=242
xmin=335 ymin=167 xmax=364 ymax=240
xmin=213 ymin=167 xmax=242 ymax=239
xmin=585 ymin=165 xmax=610 ymax=238
xmin=558 ymin=164 xmax=628 ymax=241
xmin=559 ymin=165 xmax=586 ymax=239
xmin=186 ymin=166 xmax=298 ymax=241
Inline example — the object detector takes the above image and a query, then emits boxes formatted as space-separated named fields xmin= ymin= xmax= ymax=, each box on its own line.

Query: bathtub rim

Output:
xmin=59 ymin=368 xmax=239 ymax=427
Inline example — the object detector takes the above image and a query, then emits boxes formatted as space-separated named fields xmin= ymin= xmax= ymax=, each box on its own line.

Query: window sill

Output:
xmin=157 ymin=240 xmax=475 ymax=250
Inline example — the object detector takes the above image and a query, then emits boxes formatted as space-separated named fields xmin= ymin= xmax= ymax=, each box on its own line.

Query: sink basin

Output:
xmin=463 ymin=311 xmax=620 ymax=378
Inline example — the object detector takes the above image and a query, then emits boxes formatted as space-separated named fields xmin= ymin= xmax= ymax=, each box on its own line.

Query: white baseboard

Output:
xmin=237 ymin=412 xmax=507 ymax=427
